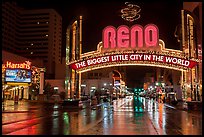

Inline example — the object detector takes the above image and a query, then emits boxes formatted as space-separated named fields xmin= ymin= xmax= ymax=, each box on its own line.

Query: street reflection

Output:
xmin=2 ymin=97 xmax=202 ymax=135
xmin=133 ymin=96 xmax=143 ymax=112
xmin=52 ymin=110 xmax=59 ymax=134
xmin=63 ymin=112 xmax=70 ymax=134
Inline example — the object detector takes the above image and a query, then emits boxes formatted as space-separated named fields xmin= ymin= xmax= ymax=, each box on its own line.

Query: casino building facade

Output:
xmin=2 ymin=50 xmax=45 ymax=101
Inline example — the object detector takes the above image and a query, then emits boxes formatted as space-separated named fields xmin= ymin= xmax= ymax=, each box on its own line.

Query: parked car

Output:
xmin=167 ymin=92 xmax=178 ymax=105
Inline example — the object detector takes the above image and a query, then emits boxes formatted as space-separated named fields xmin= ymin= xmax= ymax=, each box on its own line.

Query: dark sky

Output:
xmin=11 ymin=0 xmax=184 ymax=88
xmin=13 ymin=0 xmax=183 ymax=56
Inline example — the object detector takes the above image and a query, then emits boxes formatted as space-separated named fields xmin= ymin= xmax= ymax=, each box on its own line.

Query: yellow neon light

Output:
xmin=181 ymin=10 xmax=185 ymax=51
xmin=67 ymin=49 xmax=197 ymax=66
xmin=67 ymin=26 xmax=200 ymax=75
xmin=81 ymin=39 xmax=183 ymax=59
xmin=5 ymin=82 xmax=31 ymax=86
xmin=78 ymin=63 xmax=187 ymax=73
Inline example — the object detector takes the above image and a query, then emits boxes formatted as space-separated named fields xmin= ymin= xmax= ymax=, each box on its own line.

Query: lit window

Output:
xmin=37 ymin=22 xmax=39 ymax=24
xmin=30 ymin=52 xmax=33 ymax=54
xmin=46 ymin=21 xmax=49 ymax=24
xmin=45 ymin=34 xmax=48 ymax=37
xmin=31 ymin=43 xmax=33 ymax=46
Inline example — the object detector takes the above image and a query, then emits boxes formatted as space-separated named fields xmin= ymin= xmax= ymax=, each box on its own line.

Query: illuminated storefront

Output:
xmin=2 ymin=60 xmax=45 ymax=101
xmin=2 ymin=61 xmax=32 ymax=100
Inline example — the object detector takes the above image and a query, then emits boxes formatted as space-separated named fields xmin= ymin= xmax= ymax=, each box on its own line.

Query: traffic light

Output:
xmin=134 ymin=88 xmax=143 ymax=93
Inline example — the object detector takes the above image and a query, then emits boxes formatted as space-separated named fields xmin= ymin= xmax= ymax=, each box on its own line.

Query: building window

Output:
xmin=94 ymin=73 xmax=98 ymax=77
xmin=89 ymin=73 xmax=93 ymax=77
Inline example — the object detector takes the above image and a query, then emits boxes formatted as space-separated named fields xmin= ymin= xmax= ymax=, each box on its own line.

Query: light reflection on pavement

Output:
xmin=2 ymin=97 xmax=202 ymax=135
xmin=82 ymin=97 xmax=202 ymax=135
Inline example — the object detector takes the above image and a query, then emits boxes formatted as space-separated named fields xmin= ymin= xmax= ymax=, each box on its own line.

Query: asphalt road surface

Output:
xmin=2 ymin=96 xmax=202 ymax=135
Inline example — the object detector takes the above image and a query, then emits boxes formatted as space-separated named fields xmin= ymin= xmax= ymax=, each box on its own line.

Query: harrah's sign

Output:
xmin=103 ymin=24 xmax=158 ymax=49
xmin=3 ymin=61 xmax=31 ymax=69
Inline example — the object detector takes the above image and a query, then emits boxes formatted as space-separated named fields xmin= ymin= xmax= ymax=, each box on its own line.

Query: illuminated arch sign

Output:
xmin=68 ymin=24 xmax=199 ymax=73
xmin=103 ymin=24 xmax=159 ymax=50
xmin=70 ymin=52 xmax=198 ymax=72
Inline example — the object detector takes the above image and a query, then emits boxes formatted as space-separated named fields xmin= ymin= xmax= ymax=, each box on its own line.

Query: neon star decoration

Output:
xmin=121 ymin=2 xmax=141 ymax=22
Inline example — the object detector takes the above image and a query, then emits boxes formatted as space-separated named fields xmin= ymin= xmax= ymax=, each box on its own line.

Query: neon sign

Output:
xmin=70 ymin=53 xmax=198 ymax=70
xmin=103 ymin=24 xmax=159 ymax=49
xmin=67 ymin=23 xmax=199 ymax=73
xmin=2 ymin=61 xmax=31 ymax=70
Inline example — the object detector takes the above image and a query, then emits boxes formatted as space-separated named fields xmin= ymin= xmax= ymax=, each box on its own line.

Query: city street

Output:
xmin=2 ymin=1 xmax=202 ymax=136
xmin=2 ymin=97 xmax=202 ymax=135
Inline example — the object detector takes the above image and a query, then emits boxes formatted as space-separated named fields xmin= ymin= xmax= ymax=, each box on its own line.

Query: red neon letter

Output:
xmin=117 ymin=25 xmax=129 ymax=48
xmin=103 ymin=26 xmax=116 ymax=49
xmin=144 ymin=24 xmax=158 ymax=47
xmin=131 ymin=25 xmax=143 ymax=48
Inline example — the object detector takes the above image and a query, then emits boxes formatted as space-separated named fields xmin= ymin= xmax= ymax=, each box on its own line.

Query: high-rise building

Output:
xmin=2 ymin=2 xmax=20 ymax=52
xmin=2 ymin=2 xmax=62 ymax=79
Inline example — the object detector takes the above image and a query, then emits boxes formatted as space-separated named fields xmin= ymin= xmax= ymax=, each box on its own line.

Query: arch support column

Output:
xmin=65 ymin=16 xmax=82 ymax=100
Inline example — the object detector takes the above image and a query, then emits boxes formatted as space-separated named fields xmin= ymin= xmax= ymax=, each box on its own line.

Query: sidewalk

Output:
xmin=2 ymin=100 xmax=35 ymax=113
xmin=163 ymin=101 xmax=187 ymax=110
xmin=1 ymin=99 xmax=105 ymax=113
xmin=163 ymin=100 xmax=202 ymax=114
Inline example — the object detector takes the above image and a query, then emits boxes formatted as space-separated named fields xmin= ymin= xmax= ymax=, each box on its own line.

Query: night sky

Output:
xmin=9 ymin=0 xmax=184 ymax=88
xmin=13 ymin=0 xmax=183 ymax=54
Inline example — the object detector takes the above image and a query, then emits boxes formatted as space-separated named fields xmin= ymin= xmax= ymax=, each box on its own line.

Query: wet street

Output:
xmin=2 ymin=97 xmax=202 ymax=135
